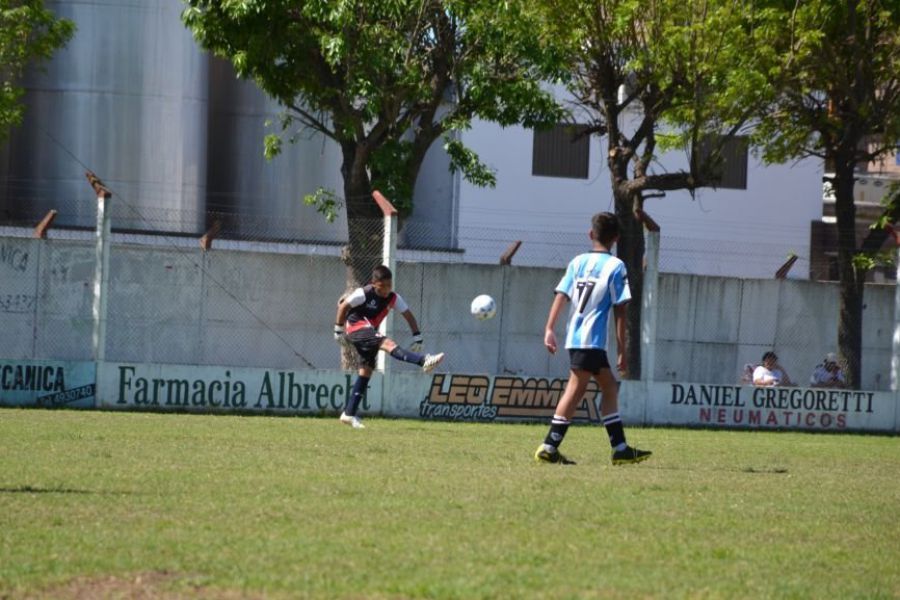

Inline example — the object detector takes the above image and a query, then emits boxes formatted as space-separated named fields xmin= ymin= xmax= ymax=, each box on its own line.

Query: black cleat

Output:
xmin=534 ymin=445 xmax=577 ymax=465
xmin=612 ymin=446 xmax=652 ymax=465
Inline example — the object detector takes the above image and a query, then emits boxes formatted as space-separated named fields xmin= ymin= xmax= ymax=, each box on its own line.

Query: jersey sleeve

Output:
xmin=392 ymin=293 xmax=409 ymax=313
xmin=344 ymin=287 xmax=366 ymax=307
xmin=554 ymin=259 xmax=577 ymax=298
xmin=610 ymin=262 xmax=632 ymax=305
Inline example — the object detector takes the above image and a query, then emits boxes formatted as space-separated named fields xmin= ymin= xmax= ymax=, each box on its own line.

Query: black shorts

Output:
xmin=347 ymin=327 xmax=385 ymax=369
xmin=569 ymin=349 xmax=610 ymax=374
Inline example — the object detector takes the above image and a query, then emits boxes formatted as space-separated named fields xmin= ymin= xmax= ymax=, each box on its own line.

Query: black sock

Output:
xmin=344 ymin=375 xmax=369 ymax=416
xmin=543 ymin=415 xmax=570 ymax=450
xmin=390 ymin=346 xmax=425 ymax=365
xmin=602 ymin=412 xmax=626 ymax=449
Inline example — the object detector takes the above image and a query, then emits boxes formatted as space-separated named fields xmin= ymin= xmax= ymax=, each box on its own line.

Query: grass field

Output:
xmin=1 ymin=409 xmax=899 ymax=599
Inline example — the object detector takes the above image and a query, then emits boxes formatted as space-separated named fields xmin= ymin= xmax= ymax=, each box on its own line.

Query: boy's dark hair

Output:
xmin=762 ymin=351 xmax=777 ymax=362
xmin=591 ymin=212 xmax=620 ymax=246
xmin=371 ymin=265 xmax=393 ymax=282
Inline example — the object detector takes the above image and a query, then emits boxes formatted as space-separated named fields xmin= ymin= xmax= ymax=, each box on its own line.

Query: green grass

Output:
xmin=1 ymin=409 xmax=899 ymax=599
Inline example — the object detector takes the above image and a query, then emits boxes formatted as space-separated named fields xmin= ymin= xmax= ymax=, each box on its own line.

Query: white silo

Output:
xmin=0 ymin=0 xmax=208 ymax=234
xmin=206 ymin=57 xmax=345 ymax=243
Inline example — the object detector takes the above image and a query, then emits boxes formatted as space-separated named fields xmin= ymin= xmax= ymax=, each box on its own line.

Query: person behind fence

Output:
xmin=752 ymin=351 xmax=795 ymax=387
xmin=809 ymin=352 xmax=845 ymax=388
xmin=533 ymin=211 xmax=651 ymax=466
xmin=333 ymin=265 xmax=444 ymax=428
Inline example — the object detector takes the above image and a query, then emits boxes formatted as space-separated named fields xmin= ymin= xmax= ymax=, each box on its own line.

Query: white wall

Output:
xmin=456 ymin=115 xmax=824 ymax=277
xmin=647 ymin=146 xmax=823 ymax=278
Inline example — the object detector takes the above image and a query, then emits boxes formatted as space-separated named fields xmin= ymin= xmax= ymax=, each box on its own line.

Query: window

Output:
xmin=694 ymin=135 xmax=749 ymax=190
xmin=532 ymin=124 xmax=590 ymax=179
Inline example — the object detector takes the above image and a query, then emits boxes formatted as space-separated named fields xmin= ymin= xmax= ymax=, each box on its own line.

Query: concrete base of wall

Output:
xmin=2 ymin=359 xmax=897 ymax=434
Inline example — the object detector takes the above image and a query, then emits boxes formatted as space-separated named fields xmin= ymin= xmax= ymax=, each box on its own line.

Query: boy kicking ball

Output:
xmin=535 ymin=212 xmax=651 ymax=465
xmin=334 ymin=265 xmax=444 ymax=428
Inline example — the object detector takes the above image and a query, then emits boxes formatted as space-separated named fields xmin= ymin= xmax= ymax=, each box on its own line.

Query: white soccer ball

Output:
xmin=470 ymin=294 xmax=496 ymax=320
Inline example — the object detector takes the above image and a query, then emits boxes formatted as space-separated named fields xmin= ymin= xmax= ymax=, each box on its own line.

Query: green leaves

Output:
xmin=444 ymin=135 xmax=496 ymax=188
xmin=263 ymin=133 xmax=282 ymax=160
xmin=302 ymin=188 xmax=342 ymax=223
xmin=872 ymin=180 xmax=900 ymax=231
xmin=182 ymin=0 xmax=564 ymax=212
xmin=0 ymin=0 xmax=74 ymax=140
xmin=752 ymin=0 xmax=900 ymax=166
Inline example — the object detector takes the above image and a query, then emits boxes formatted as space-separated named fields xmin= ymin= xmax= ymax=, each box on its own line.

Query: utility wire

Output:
xmin=40 ymin=128 xmax=318 ymax=369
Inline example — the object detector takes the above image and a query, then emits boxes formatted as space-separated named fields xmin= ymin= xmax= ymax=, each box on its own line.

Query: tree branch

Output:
xmin=859 ymin=189 xmax=900 ymax=255
xmin=623 ymin=171 xmax=699 ymax=195
xmin=286 ymin=102 xmax=338 ymax=141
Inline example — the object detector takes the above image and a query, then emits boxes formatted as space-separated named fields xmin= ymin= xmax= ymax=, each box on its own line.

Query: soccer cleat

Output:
xmin=339 ymin=413 xmax=365 ymax=429
xmin=534 ymin=445 xmax=576 ymax=465
xmin=612 ymin=446 xmax=652 ymax=465
xmin=422 ymin=352 xmax=445 ymax=373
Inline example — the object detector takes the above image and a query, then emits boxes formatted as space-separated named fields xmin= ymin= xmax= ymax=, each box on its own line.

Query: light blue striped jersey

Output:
xmin=555 ymin=251 xmax=631 ymax=349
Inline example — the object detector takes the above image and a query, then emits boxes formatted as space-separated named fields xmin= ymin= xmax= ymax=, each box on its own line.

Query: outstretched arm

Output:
xmin=400 ymin=309 xmax=424 ymax=351
xmin=400 ymin=309 xmax=420 ymax=334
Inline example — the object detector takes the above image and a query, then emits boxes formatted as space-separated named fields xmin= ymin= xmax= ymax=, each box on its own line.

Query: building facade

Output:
xmin=1 ymin=0 xmax=826 ymax=280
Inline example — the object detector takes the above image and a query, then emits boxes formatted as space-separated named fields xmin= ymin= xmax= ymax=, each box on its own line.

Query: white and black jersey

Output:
xmin=344 ymin=285 xmax=409 ymax=333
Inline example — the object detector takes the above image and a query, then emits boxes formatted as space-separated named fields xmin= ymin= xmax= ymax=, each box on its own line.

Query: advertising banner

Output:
xmin=97 ymin=363 xmax=375 ymax=416
xmin=4 ymin=360 xmax=896 ymax=433
xmin=384 ymin=374 xmax=899 ymax=433
xmin=650 ymin=381 xmax=898 ymax=433
xmin=386 ymin=373 xmax=636 ymax=424
xmin=0 ymin=360 xmax=96 ymax=408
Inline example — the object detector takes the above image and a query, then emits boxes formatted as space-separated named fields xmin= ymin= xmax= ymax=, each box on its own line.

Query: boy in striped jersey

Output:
xmin=334 ymin=265 xmax=444 ymax=428
xmin=534 ymin=212 xmax=651 ymax=465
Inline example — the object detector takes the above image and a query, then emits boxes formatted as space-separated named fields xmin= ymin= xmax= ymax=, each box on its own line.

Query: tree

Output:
xmin=752 ymin=0 xmax=900 ymax=388
xmin=182 ymin=0 xmax=564 ymax=284
xmin=539 ymin=0 xmax=769 ymax=378
xmin=0 ymin=0 xmax=74 ymax=140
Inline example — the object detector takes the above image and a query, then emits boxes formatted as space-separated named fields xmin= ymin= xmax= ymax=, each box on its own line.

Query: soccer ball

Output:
xmin=470 ymin=294 xmax=496 ymax=320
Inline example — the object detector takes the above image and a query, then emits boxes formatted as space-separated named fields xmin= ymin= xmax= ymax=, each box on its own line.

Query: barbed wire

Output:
xmin=14 ymin=129 xmax=327 ymax=368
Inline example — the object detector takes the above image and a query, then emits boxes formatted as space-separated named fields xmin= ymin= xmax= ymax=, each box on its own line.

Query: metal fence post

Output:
xmin=373 ymin=191 xmax=398 ymax=373
xmin=891 ymin=229 xmax=900 ymax=393
xmin=639 ymin=211 xmax=660 ymax=383
xmin=87 ymin=171 xmax=112 ymax=363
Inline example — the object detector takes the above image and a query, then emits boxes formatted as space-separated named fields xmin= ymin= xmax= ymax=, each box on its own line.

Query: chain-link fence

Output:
xmin=0 ymin=190 xmax=895 ymax=389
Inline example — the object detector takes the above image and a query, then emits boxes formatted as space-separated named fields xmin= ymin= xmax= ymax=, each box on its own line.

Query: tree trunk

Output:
xmin=338 ymin=143 xmax=381 ymax=370
xmin=832 ymin=162 xmax=865 ymax=388
xmin=613 ymin=186 xmax=645 ymax=380
xmin=340 ymin=142 xmax=382 ymax=288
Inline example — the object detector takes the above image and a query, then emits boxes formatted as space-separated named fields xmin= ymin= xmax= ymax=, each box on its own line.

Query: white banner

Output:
xmin=97 ymin=363 xmax=375 ymax=415
xmin=645 ymin=381 xmax=898 ymax=433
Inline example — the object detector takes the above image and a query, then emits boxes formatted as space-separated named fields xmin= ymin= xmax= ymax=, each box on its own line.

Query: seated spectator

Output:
xmin=810 ymin=353 xmax=846 ymax=388
xmin=753 ymin=351 xmax=795 ymax=387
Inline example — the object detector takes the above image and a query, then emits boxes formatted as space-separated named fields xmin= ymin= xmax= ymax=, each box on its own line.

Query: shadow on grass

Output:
xmin=0 ymin=485 xmax=135 ymax=495
xmin=645 ymin=465 xmax=790 ymax=474
xmin=741 ymin=467 xmax=789 ymax=474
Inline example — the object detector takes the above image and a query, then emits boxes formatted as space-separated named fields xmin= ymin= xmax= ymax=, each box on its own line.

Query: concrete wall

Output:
xmin=653 ymin=274 xmax=896 ymax=389
xmin=3 ymin=360 xmax=897 ymax=435
xmin=0 ymin=238 xmax=94 ymax=360
xmin=0 ymin=232 xmax=895 ymax=389
xmin=458 ymin=105 xmax=824 ymax=275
